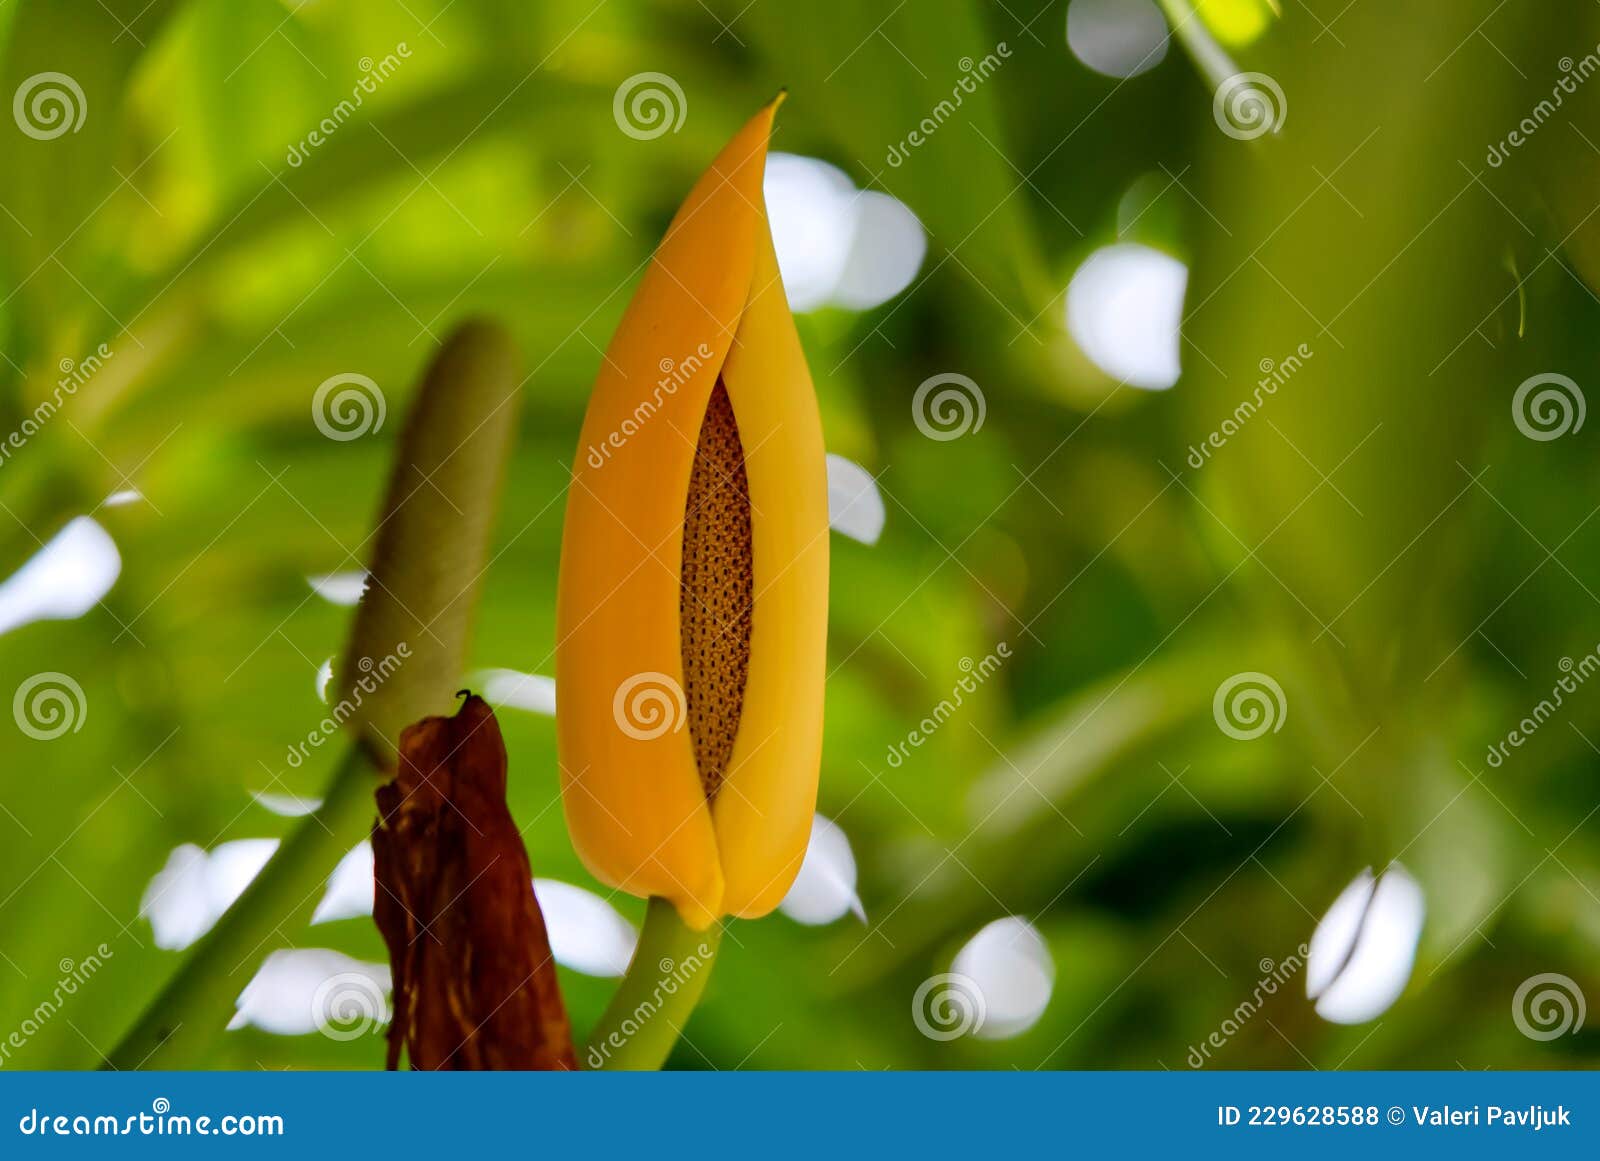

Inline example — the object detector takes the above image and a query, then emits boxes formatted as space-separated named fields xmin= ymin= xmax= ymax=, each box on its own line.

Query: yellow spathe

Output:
xmin=555 ymin=97 xmax=829 ymax=930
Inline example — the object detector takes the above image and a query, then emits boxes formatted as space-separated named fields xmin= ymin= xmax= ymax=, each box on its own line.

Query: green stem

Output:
xmin=583 ymin=896 xmax=721 ymax=1070
xmin=106 ymin=745 xmax=377 ymax=1070
xmin=1156 ymin=0 xmax=1243 ymax=92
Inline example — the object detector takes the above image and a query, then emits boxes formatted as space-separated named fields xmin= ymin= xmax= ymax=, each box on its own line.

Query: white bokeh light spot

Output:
xmin=0 ymin=516 xmax=120 ymax=637
xmin=766 ymin=153 xmax=926 ymax=313
xmin=312 ymin=841 xmax=374 ymax=925
xmin=825 ymin=455 xmax=886 ymax=546
xmin=475 ymin=668 xmax=557 ymax=716
xmin=830 ymin=191 xmax=927 ymax=310
xmin=204 ymin=839 xmax=279 ymax=920
xmin=142 ymin=839 xmax=280 ymax=951
xmin=306 ymin=571 xmax=368 ymax=606
xmin=251 ymin=790 xmax=322 ymax=817
xmin=139 ymin=844 xmax=212 ymax=952
xmin=533 ymin=878 xmax=638 ymax=977
xmin=229 ymin=949 xmax=390 ymax=1036
xmin=1067 ymin=0 xmax=1170 ymax=79
xmin=1306 ymin=863 xmax=1425 ymax=1025
xmin=765 ymin=153 xmax=858 ymax=312
xmin=1065 ymin=242 xmax=1187 ymax=390
xmin=780 ymin=813 xmax=864 ymax=925
xmin=952 ymin=916 xmax=1055 ymax=1039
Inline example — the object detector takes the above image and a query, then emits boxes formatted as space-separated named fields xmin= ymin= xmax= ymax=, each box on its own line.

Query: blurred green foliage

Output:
xmin=0 ymin=0 xmax=1597 ymax=1070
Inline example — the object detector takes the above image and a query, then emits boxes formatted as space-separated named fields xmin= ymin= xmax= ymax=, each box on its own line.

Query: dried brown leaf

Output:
xmin=373 ymin=693 xmax=576 ymax=1070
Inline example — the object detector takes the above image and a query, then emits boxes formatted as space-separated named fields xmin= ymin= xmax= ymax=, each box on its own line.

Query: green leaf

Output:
xmin=0 ymin=0 xmax=177 ymax=366
xmin=740 ymin=0 xmax=1046 ymax=321
xmin=140 ymin=69 xmax=604 ymax=308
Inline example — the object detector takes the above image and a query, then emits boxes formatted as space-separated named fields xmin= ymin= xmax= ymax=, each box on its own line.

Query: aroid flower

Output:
xmin=556 ymin=96 xmax=829 ymax=931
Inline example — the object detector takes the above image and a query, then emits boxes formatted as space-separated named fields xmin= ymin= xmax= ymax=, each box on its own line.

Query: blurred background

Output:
xmin=1 ymin=0 xmax=1598 ymax=1069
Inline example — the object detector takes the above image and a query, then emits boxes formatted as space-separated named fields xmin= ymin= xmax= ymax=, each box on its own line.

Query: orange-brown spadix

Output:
xmin=556 ymin=97 xmax=828 ymax=931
